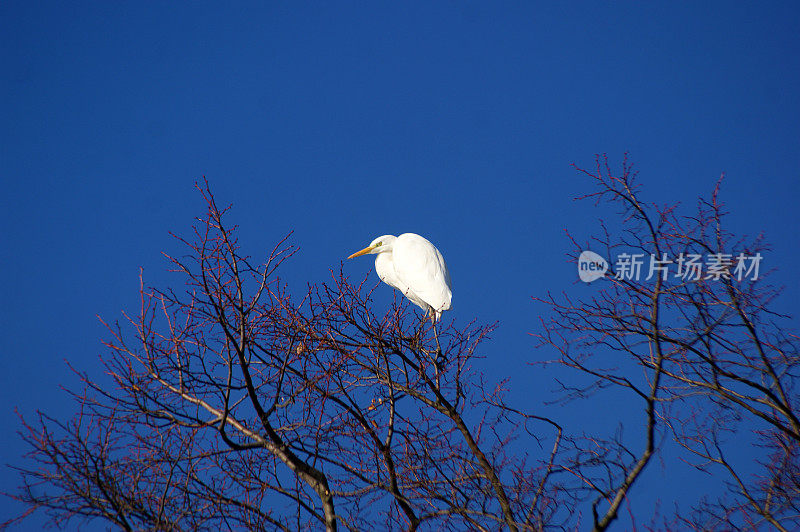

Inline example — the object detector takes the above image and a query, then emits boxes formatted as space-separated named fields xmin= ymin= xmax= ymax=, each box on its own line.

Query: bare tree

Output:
xmin=8 ymin=181 xmax=562 ymax=531
xmin=7 ymin=159 xmax=798 ymax=531
xmin=534 ymin=155 xmax=799 ymax=531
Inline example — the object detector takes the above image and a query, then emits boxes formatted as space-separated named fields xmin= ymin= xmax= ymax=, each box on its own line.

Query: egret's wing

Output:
xmin=393 ymin=234 xmax=452 ymax=313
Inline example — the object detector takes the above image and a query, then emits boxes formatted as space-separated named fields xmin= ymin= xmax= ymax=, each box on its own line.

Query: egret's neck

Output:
xmin=374 ymin=248 xmax=393 ymax=265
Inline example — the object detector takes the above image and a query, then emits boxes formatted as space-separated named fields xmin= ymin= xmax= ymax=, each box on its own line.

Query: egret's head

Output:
xmin=347 ymin=235 xmax=397 ymax=259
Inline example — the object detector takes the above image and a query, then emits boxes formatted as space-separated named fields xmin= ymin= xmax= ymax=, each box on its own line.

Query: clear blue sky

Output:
xmin=2 ymin=2 xmax=798 ymax=528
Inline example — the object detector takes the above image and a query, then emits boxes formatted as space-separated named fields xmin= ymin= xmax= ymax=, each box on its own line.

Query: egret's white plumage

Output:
xmin=348 ymin=233 xmax=452 ymax=322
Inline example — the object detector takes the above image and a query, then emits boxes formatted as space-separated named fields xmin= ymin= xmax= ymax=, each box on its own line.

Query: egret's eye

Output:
xmin=375 ymin=242 xmax=382 ymax=247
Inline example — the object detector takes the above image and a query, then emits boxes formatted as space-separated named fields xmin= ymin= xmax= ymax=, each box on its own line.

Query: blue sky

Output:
xmin=2 ymin=2 xmax=798 ymax=528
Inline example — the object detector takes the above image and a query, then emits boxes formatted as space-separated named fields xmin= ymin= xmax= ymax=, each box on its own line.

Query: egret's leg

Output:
xmin=431 ymin=311 xmax=445 ymax=389
xmin=433 ymin=323 xmax=442 ymax=357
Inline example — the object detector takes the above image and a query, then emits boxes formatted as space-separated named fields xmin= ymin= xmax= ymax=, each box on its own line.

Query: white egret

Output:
xmin=347 ymin=233 xmax=452 ymax=322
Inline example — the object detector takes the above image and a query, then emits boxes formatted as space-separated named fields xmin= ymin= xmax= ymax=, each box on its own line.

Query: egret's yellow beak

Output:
xmin=347 ymin=245 xmax=375 ymax=259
